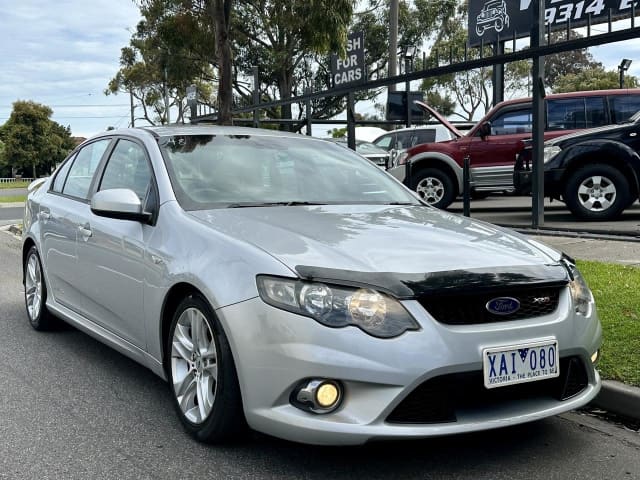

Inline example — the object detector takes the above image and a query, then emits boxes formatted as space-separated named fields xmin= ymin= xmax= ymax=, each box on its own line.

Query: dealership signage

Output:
xmin=331 ymin=31 xmax=365 ymax=87
xmin=469 ymin=0 xmax=634 ymax=46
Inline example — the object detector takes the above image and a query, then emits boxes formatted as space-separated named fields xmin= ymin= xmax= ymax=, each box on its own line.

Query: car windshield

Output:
xmin=159 ymin=134 xmax=419 ymax=210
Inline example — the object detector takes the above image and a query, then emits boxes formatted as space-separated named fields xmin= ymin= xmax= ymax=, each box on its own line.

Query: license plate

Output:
xmin=483 ymin=339 xmax=559 ymax=389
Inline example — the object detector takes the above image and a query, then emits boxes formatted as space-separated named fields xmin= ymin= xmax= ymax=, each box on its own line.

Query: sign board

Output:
xmin=331 ymin=31 xmax=365 ymax=87
xmin=386 ymin=92 xmax=426 ymax=121
xmin=468 ymin=0 xmax=633 ymax=46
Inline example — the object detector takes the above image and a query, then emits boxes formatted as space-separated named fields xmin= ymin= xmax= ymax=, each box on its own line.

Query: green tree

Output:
xmin=553 ymin=66 xmax=638 ymax=93
xmin=2 ymin=101 xmax=74 ymax=178
xmin=0 ymin=137 xmax=8 ymax=177
xmin=107 ymin=0 xmax=216 ymax=125
xmin=545 ymin=31 xmax=602 ymax=90
xmin=232 ymin=0 xmax=355 ymax=126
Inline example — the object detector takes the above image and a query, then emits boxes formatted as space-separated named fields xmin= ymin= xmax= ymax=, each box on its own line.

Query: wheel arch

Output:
xmin=410 ymin=153 xmax=462 ymax=196
xmin=560 ymin=147 xmax=640 ymax=201
xmin=160 ymin=282 xmax=206 ymax=376
xmin=22 ymin=237 xmax=37 ymax=286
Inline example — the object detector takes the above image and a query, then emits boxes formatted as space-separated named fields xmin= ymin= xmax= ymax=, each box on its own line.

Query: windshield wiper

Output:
xmin=227 ymin=201 xmax=328 ymax=208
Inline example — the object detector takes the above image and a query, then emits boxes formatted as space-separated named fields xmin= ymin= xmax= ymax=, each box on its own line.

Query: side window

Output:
xmin=609 ymin=95 xmax=640 ymax=123
xmin=585 ymin=97 xmax=606 ymax=127
xmin=412 ymin=129 xmax=436 ymax=146
xmin=396 ymin=132 xmax=411 ymax=149
xmin=489 ymin=108 xmax=532 ymax=135
xmin=62 ymin=139 xmax=111 ymax=200
xmin=547 ymin=98 xmax=586 ymax=130
xmin=99 ymin=139 xmax=152 ymax=200
xmin=51 ymin=153 xmax=77 ymax=193
xmin=373 ymin=135 xmax=393 ymax=150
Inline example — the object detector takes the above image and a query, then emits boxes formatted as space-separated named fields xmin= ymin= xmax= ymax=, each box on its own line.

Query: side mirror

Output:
xmin=479 ymin=121 xmax=492 ymax=139
xmin=91 ymin=188 xmax=151 ymax=223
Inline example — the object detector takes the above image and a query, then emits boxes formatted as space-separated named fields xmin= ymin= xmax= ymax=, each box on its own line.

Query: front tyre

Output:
xmin=168 ymin=293 xmax=245 ymax=443
xmin=24 ymin=246 xmax=56 ymax=330
xmin=564 ymin=164 xmax=630 ymax=220
xmin=413 ymin=168 xmax=456 ymax=209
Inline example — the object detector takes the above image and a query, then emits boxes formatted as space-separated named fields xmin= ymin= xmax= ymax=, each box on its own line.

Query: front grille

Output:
xmin=418 ymin=287 xmax=561 ymax=325
xmin=386 ymin=356 xmax=588 ymax=424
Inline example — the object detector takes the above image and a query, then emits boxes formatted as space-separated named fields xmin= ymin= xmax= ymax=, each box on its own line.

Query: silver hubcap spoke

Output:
xmin=25 ymin=254 xmax=42 ymax=320
xmin=417 ymin=177 xmax=445 ymax=205
xmin=170 ymin=306 xmax=218 ymax=424
xmin=577 ymin=175 xmax=617 ymax=212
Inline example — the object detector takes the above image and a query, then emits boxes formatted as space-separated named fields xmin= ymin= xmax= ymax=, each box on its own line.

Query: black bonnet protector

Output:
xmin=294 ymin=263 xmax=570 ymax=299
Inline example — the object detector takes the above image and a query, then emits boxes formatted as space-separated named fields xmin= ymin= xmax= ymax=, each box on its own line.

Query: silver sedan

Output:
xmin=22 ymin=125 xmax=602 ymax=445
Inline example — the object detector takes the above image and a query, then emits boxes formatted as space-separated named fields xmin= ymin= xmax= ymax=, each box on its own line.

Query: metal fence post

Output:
xmin=305 ymin=88 xmax=312 ymax=136
xmin=347 ymin=92 xmax=356 ymax=151
xmin=252 ymin=66 xmax=260 ymax=128
xmin=463 ymin=155 xmax=471 ymax=217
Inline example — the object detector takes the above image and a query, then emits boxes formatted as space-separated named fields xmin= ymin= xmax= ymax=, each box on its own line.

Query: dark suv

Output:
xmin=386 ymin=89 xmax=640 ymax=209
xmin=514 ymin=111 xmax=640 ymax=220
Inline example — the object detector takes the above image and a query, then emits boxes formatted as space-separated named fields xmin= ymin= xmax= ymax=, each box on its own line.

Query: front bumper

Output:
xmin=217 ymin=292 xmax=601 ymax=445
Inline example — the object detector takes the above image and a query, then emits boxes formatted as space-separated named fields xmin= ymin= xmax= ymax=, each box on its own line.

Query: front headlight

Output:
xmin=564 ymin=260 xmax=594 ymax=317
xmin=256 ymin=275 xmax=420 ymax=338
xmin=543 ymin=145 xmax=561 ymax=163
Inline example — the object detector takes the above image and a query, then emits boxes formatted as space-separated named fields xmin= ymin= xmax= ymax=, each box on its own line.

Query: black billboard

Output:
xmin=331 ymin=31 xmax=366 ymax=87
xmin=468 ymin=0 xmax=632 ymax=46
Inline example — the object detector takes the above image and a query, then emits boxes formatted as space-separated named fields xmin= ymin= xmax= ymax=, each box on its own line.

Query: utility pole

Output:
xmin=389 ymin=0 xmax=399 ymax=92
xmin=164 ymin=65 xmax=171 ymax=124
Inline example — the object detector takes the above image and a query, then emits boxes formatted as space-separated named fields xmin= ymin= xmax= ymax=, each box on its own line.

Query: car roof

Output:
xmin=92 ymin=124 xmax=307 ymax=141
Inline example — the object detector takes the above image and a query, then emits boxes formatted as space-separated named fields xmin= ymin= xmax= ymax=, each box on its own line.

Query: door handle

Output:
xmin=39 ymin=211 xmax=51 ymax=221
xmin=78 ymin=225 xmax=92 ymax=238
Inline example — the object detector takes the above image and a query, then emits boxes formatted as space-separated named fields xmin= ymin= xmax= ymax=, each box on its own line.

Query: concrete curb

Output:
xmin=591 ymin=380 xmax=640 ymax=421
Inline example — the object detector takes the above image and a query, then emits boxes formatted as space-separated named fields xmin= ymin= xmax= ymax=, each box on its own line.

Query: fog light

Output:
xmin=291 ymin=379 xmax=343 ymax=414
xmin=591 ymin=350 xmax=599 ymax=364
xmin=316 ymin=383 xmax=339 ymax=408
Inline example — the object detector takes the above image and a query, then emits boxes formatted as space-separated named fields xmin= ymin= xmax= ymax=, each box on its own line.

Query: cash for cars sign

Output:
xmin=469 ymin=0 xmax=633 ymax=46
xmin=331 ymin=31 xmax=365 ymax=87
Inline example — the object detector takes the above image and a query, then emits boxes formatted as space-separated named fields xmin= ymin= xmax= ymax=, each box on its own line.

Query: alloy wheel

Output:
xmin=416 ymin=176 xmax=445 ymax=205
xmin=577 ymin=175 xmax=617 ymax=212
xmin=25 ymin=253 xmax=43 ymax=321
xmin=170 ymin=307 xmax=219 ymax=424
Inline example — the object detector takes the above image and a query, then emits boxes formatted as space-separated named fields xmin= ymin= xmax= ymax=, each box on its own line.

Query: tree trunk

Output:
xmin=210 ymin=0 xmax=233 ymax=125
xmin=278 ymin=73 xmax=293 ymax=131
xmin=32 ymin=163 xmax=36 ymax=179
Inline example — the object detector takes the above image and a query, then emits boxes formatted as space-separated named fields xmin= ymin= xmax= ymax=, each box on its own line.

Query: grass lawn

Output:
xmin=0 ymin=181 xmax=29 ymax=189
xmin=0 ymin=195 xmax=26 ymax=203
xmin=578 ymin=260 xmax=640 ymax=387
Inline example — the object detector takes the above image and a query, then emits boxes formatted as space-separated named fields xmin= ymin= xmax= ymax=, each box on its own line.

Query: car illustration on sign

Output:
xmin=476 ymin=0 xmax=510 ymax=36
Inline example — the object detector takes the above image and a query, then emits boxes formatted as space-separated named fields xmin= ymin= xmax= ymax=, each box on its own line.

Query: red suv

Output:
xmin=387 ymin=89 xmax=640 ymax=209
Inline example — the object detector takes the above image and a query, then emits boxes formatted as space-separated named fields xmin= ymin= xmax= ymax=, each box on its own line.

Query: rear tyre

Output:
xmin=564 ymin=164 xmax=630 ymax=220
xmin=413 ymin=168 xmax=456 ymax=209
xmin=168 ymin=293 xmax=246 ymax=443
xmin=24 ymin=246 xmax=56 ymax=331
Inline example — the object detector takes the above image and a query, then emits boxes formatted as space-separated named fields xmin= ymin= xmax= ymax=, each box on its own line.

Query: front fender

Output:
xmin=409 ymin=152 xmax=463 ymax=191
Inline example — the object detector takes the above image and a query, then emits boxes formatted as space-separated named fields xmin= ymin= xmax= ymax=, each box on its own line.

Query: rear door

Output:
xmin=40 ymin=139 xmax=112 ymax=312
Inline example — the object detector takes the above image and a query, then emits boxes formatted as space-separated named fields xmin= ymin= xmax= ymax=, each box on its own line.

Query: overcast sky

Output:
xmin=0 ymin=0 xmax=141 ymax=138
xmin=0 ymin=1 xmax=640 ymax=138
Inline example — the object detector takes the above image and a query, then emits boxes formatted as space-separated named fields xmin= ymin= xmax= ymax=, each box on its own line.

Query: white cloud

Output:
xmin=0 ymin=0 xmax=141 ymax=137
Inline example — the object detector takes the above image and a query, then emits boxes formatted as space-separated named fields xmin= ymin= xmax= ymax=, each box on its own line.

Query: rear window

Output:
xmin=610 ymin=95 xmax=640 ymax=123
xmin=547 ymin=97 xmax=606 ymax=130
